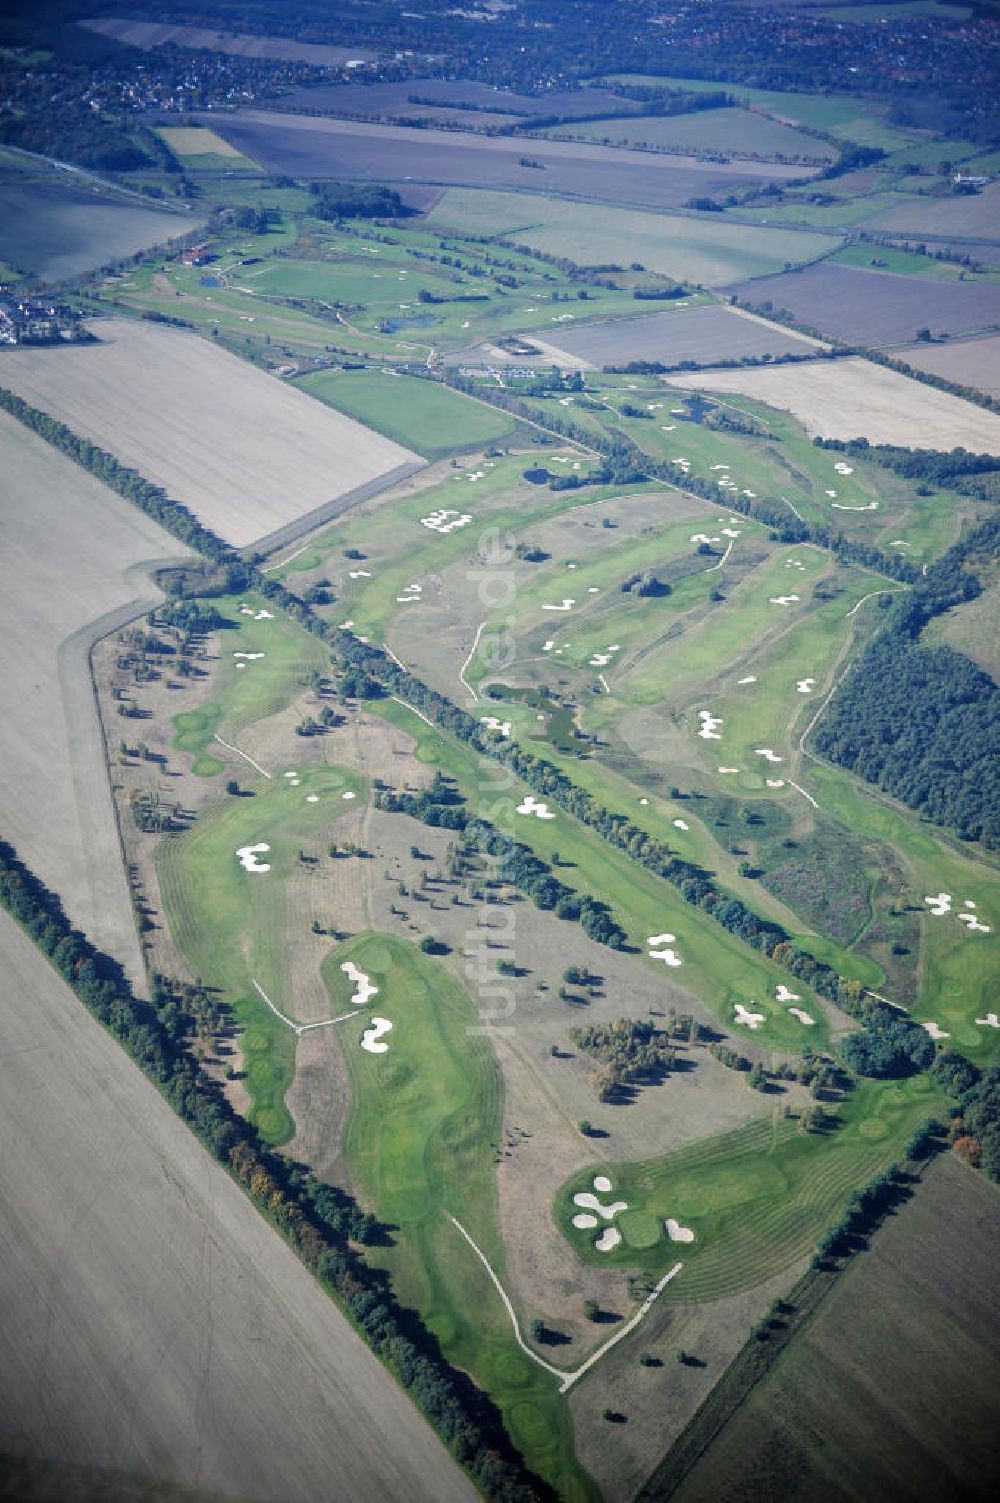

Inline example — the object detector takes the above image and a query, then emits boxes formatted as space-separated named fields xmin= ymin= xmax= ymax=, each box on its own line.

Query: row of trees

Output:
xmin=0 ymin=840 xmax=542 ymax=1502
xmin=931 ymin=1051 xmax=1000 ymax=1182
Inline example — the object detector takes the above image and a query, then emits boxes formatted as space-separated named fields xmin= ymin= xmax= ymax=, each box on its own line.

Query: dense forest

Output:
xmin=813 ymin=517 xmax=1000 ymax=849
xmin=0 ymin=840 xmax=543 ymax=1503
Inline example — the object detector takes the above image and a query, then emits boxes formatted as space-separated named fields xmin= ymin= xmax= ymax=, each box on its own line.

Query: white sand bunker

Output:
xmin=776 ymin=985 xmax=800 ymax=1003
xmin=595 ymin=1228 xmax=622 ymax=1253
xmin=396 ymin=581 xmax=423 ymax=604
xmin=690 ymin=532 xmax=721 ymax=545
xmin=348 ymin=569 xmax=372 ymax=579
xmin=958 ymin=912 xmax=991 ymax=933
xmin=834 ymin=462 xmax=854 ymax=475
xmin=698 ymin=710 xmax=722 ymax=740
xmin=573 ymin=1191 xmax=629 ymax=1220
xmin=797 ymin=678 xmax=816 ymax=693
xmin=647 ymin=931 xmax=682 ymax=967
xmin=718 ymin=765 xmax=740 ymax=774
xmin=766 ymin=778 xmax=785 ymax=788
xmin=236 ymin=843 xmax=271 ymax=873
xmin=481 ymin=715 xmax=512 ymax=737
xmin=825 ymin=489 xmax=837 ymax=498
xmin=542 ymin=640 xmax=555 ymax=652
xmin=755 ymin=748 xmax=783 ymax=763
xmin=339 ymin=619 xmax=354 ymax=629
xmin=283 ymin=770 xmax=297 ymax=778
xmin=925 ymin=891 xmax=951 ymax=915
xmin=516 ymin=795 xmax=556 ymax=820
xmin=593 ymin=1175 xmax=612 ymax=1193
xmin=422 ymin=508 xmax=472 ymax=533
xmin=734 ymin=1002 xmax=765 ymax=1030
xmin=572 ymin=1213 xmax=598 ymax=1230
xmin=342 ymin=960 xmax=378 ymax=1007
xmin=738 ymin=675 xmax=757 ymax=685
xmin=832 ymin=501 xmax=878 ymax=512
xmin=542 ymin=599 xmax=576 ymax=611
xmin=239 ymin=605 xmax=274 ymax=620
xmin=770 ymin=594 xmax=800 ymax=606
xmin=673 ymin=818 xmax=689 ymax=831
xmin=721 ymin=527 xmax=741 ymax=538
xmin=342 ymin=790 xmax=356 ymax=800
xmin=921 ymin=1020 xmax=950 ymax=1040
xmin=234 ymin=651 xmax=265 ymax=661
xmin=976 ymin=1012 xmax=1000 ymax=1028
xmin=664 ymin=1218 xmax=694 ymax=1244
xmin=789 ymin=1007 xmax=815 ymax=1026
xmin=306 ymin=794 xmax=320 ymax=803
xmin=361 ymin=1017 xmax=392 ymax=1053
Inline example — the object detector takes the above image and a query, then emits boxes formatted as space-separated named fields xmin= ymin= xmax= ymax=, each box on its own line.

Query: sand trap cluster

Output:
xmin=238 ymin=604 xmax=274 ymax=621
xmin=789 ymin=1007 xmax=816 ymax=1025
xmin=571 ymin=1175 xmax=634 ymax=1254
xmin=755 ymin=748 xmax=783 ymax=763
xmin=785 ymin=558 xmax=806 ymax=571
xmin=283 ymin=770 xmax=300 ymax=786
xmin=924 ymin=893 xmax=992 ymax=932
xmin=589 ymin=643 xmax=621 ymax=668
xmin=698 ymin=710 xmax=722 ymax=740
xmin=664 ymin=1218 xmax=695 ymax=1243
xmin=797 ymin=678 xmax=816 ymax=693
xmin=236 ymin=842 xmax=270 ymax=873
xmin=396 ymin=581 xmax=423 ymax=605
xmin=360 ymin=1017 xmax=392 ymax=1054
xmin=769 ymin=594 xmax=800 ymax=606
xmin=734 ymin=1002 xmax=765 ymax=1029
xmin=480 ymin=715 xmax=512 ymax=737
xmin=574 ymin=1190 xmax=629 ymax=1220
xmin=921 ymin=1020 xmax=950 ymax=1040
xmin=516 ymin=795 xmax=555 ymax=820
xmin=690 ymin=531 xmax=720 ymax=546
xmin=422 ymin=507 xmax=472 ymax=532
xmin=647 ymin=931 xmax=683 ymax=967
xmin=342 ymin=960 xmax=378 ymax=1008
xmin=542 ymin=598 xmax=576 ymax=612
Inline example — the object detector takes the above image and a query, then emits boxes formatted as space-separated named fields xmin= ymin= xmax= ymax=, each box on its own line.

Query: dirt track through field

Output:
xmin=0 ymin=909 xmax=476 ymax=1503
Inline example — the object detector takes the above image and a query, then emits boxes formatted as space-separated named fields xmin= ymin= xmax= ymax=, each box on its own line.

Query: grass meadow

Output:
xmin=297 ymin=368 xmax=516 ymax=456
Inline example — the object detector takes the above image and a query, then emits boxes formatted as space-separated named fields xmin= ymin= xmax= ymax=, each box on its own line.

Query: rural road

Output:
xmin=0 ymin=911 xmax=477 ymax=1503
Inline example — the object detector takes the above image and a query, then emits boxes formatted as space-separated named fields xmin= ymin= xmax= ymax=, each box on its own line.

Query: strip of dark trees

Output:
xmin=931 ymin=1050 xmax=1000 ymax=1183
xmin=0 ymin=841 xmax=544 ymax=1503
xmin=812 ymin=516 xmax=1000 ymax=849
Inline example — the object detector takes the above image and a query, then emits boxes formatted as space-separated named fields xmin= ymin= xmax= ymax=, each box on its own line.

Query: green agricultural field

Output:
xmin=296 ymin=367 xmax=516 ymax=456
xmin=532 ymin=107 xmax=834 ymax=164
xmin=829 ymin=241 xmax=1000 ymax=282
xmin=156 ymin=761 xmax=364 ymax=1142
xmin=336 ymin=931 xmax=595 ymax=1501
xmin=426 ymin=190 xmax=840 ymax=286
xmin=171 ymin=592 xmax=328 ymax=774
xmin=557 ymin=1073 xmax=942 ymax=1298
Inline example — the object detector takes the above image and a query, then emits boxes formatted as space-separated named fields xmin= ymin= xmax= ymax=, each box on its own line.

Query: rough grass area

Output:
xmin=296 ymin=368 xmax=515 ymax=457
xmin=667 ymin=1152 xmax=1000 ymax=1503
xmin=557 ymin=1073 xmax=942 ymax=1300
xmin=924 ymin=574 xmax=1000 ymax=684
xmin=337 ymin=932 xmax=596 ymax=1502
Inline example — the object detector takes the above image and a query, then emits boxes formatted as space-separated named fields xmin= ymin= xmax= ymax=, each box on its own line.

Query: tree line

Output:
xmin=0 ymin=840 xmax=545 ymax=1503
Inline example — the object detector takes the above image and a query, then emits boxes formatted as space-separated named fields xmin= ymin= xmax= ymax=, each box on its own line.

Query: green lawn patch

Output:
xmin=297 ymin=368 xmax=515 ymax=457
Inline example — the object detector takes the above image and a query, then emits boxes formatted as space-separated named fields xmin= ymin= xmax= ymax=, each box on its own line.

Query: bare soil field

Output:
xmin=533 ymin=303 xmax=823 ymax=368
xmin=0 ymin=319 xmax=424 ymax=550
xmin=727 ymin=261 xmax=1000 ymax=345
xmin=82 ymin=17 xmax=377 ymax=65
xmin=861 ymin=180 xmax=1000 ymax=240
xmin=201 ymin=112 xmax=816 ymax=214
xmin=273 ymin=78 xmax=642 ymax=121
xmin=896 ymin=330 xmax=1000 ymax=398
xmin=0 ymin=909 xmax=476 ymax=1503
xmin=0 ymin=410 xmax=190 ymax=988
xmin=536 ymin=106 xmax=835 ymax=163
xmin=0 ymin=175 xmax=201 ymax=285
xmin=664 ymin=356 xmax=1000 ymax=448
xmin=667 ymin=1153 xmax=1000 ymax=1503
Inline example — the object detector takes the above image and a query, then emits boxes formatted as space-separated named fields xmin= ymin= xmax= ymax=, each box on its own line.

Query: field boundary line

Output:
xmin=213 ymin=734 xmax=271 ymax=779
xmin=390 ymin=695 xmax=439 ymax=731
xmin=251 ymin=979 xmax=360 ymax=1036
xmin=785 ymin=778 xmax=820 ymax=810
xmin=449 ymin=1216 xmax=682 ymax=1393
xmin=705 ymin=536 xmax=735 ymax=572
xmin=845 ymin=588 xmax=898 ymax=617
xmin=261 ymin=543 xmax=310 ymax=572
xmin=458 ymin=621 xmax=487 ymax=703
xmin=383 ymin=644 xmax=408 ymax=673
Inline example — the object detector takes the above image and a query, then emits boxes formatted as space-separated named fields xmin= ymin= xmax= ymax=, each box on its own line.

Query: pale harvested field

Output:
xmin=534 ymin=303 xmax=823 ymax=368
xmin=158 ymin=125 xmax=245 ymax=158
xmin=82 ymin=17 xmax=377 ymax=65
xmin=0 ymin=910 xmax=475 ymax=1503
xmin=0 ymin=411 xmax=191 ymax=988
xmin=896 ymin=331 xmax=1000 ymax=399
xmin=665 ymin=356 xmax=1000 ymax=448
xmin=0 ymin=319 xmax=424 ymax=550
